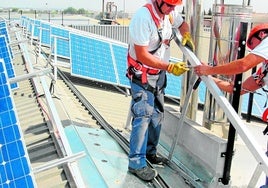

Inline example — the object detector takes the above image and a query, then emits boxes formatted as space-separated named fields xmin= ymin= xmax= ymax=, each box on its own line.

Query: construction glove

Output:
xmin=167 ymin=62 xmax=189 ymax=76
xmin=182 ymin=32 xmax=195 ymax=51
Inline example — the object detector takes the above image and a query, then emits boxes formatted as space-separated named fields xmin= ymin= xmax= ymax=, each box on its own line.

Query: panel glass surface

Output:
xmin=111 ymin=44 xmax=129 ymax=87
xmin=51 ymin=26 xmax=70 ymax=58
xmin=0 ymin=35 xmax=18 ymax=89
xmin=0 ymin=59 xmax=35 ymax=188
xmin=70 ymin=33 xmax=117 ymax=84
xmin=40 ymin=23 xmax=51 ymax=46
xmin=33 ymin=20 xmax=41 ymax=38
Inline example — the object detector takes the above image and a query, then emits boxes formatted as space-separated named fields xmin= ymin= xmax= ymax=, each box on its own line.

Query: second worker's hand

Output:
xmin=194 ymin=64 xmax=210 ymax=76
xmin=167 ymin=62 xmax=189 ymax=76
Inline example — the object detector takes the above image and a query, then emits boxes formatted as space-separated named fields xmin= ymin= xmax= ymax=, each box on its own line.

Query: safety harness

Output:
xmin=127 ymin=3 xmax=173 ymax=84
xmin=262 ymin=109 xmax=268 ymax=135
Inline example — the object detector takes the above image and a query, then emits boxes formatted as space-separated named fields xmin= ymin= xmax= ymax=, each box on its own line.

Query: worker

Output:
xmin=194 ymin=23 xmax=268 ymax=187
xmin=126 ymin=0 xmax=195 ymax=181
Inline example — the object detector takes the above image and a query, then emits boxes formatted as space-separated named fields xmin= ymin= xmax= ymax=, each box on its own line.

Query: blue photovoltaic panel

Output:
xmin=0 ymin=21 xmax=6 ymax=28
xmin=40 ymin=22 xmax=51 ymax=46
xmin=0 ymin=59 xmax=35 ymax=188
xmin=27 ymin=18 xmax=35 ymax=35
xmin=20 ymin=16 xmax=30 ymax=32
xmin=33 ymin=20 xmax=41 ymax=38
xmin=20 ymin=16 xmax=27 ymax=27
xmin=51 ymin=26 xmax=70 ymax=58
xmin=198 ymin=82 xmax=206 ymax=103
xmin=0 ymin=21 xmax=14 ymax=59
xmin=0 ymin=21 xmax=10 ymax=43
xmin=0 ymin=24 xmax=11 ymax=61
xmin=70 ymin=33 xmax=117 ymax=84
xmin=111 ymin=44 xmax=129 ymax=87
xmin=0 ymin=35 xmax=18 ymax=89
xmin=165 ymin=74 xmax=182 ymax=98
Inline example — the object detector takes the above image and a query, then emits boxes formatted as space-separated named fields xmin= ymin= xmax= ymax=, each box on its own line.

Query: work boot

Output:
xmin=128 ymin=166 xmax=158 ymax=181
xmin=146 ymin=154 xmax=168 ymax=165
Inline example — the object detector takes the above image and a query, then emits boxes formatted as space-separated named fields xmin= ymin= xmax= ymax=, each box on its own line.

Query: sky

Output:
xmin=1 ymin=0 xmax=268 ymax=14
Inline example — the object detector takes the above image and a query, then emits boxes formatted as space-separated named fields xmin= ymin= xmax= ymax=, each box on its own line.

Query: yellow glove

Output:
xmin=182 ymin=32 xmax=195 ymax=51
xmin=167 ymin=62 xmax=189 ymax=76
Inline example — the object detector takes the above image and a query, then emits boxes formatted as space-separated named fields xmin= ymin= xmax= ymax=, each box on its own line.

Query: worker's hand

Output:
xmin=194 ymin=64 xmax=210 ymax=76
xmin=182 ymin=32 xmax=195 ymax=51
xmin=167 ymin=62 xmax=189 ymax=76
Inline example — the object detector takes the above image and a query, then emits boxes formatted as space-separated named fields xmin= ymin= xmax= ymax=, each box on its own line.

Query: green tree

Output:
xmin=77 ymin=8 xmax=87 ymax=14
xmin=63 ymin=7 xmax=77 ymax=14
xmin=11 ymin=8 xmax=19 ymax=12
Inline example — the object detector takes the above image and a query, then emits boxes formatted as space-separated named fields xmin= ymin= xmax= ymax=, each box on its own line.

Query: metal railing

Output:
xmin=71 ymin=24 xmax=129 ymax=44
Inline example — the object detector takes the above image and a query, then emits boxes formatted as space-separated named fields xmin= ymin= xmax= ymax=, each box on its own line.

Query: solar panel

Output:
xmin=51 ymin=26 xmax=70 ymax=58
xmin=70 ymin=33 xmax=117 ymax=84
xmin=0 ymin=35 xmax=18 ymax=89
xmin=165 ymin=74 xmax=182 ymax=98
xmin=0 ymin=21 xmax=10 ymax=43
xmin=20 ymin=16 xmax=27 ymax=28
xmin=0 ymin=59 xmax=35 ymax=188
xmin=111 ymin=43 xmax=129 ymax=87
xmin=26 ymin=18 xmax=34 ymax=35
xmin=33 ymin=20 xmax=41 ymax=39
xmin=0 ymin=21 xmax=14 ymax=59
xmin=198 ymin=82 xmax=206 ymax=103
xmin=40 ymin=22 xmax=51 ymax=46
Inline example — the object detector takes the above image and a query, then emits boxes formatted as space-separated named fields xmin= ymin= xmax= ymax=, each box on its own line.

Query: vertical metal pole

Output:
xmin=54 ymin=36 xmax=57 ymax=81
xmin=123 ymin=0 xmax=125 ymax=26
xmin=246 ymin=74 xmax=255 ymax=122
xmin=39 ymin=27 xmax=42 ymax=57
xmin=246 ymin=21 xmax=254 ymax=123
xmin=221 ymin=22 xmax=248 ymax=185
xmin=183 ymin=0 xmax=203 ymax=121
xmin=102 ymin=0 xmax=105 ymax=19
xmin=61 ymin=11 xmax=64 ymax=26
xmin=8 ymin=10 xmax=10 ymax=22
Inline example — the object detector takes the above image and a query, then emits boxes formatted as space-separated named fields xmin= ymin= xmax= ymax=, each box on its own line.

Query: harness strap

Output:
xmin=144 ymin=4 xmax=161 ymax=28
xmin=255 ymin=61 xmax=268 ymax=86
xmin=144 ymin=3 xmax=174 ymax=53
xmin=262 ymin=108 xmax=268 ymax=135
xmin=144 ymin=4 xmax=162 ymax=54
xmin=127 ymin=53 xmax=159 ymax=84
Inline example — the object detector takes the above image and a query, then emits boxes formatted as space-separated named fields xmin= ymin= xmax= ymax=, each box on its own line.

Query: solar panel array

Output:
xmin=0 ymin=59 xmax=35 ymax=188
